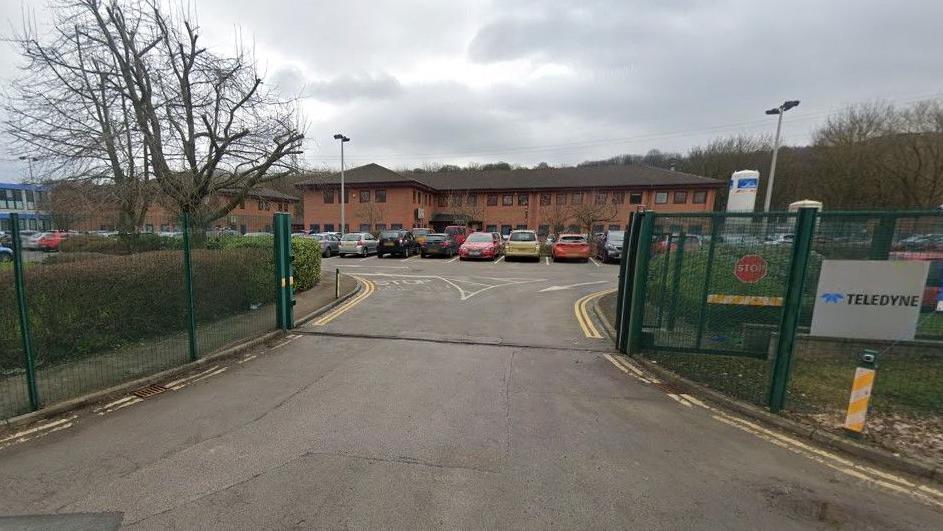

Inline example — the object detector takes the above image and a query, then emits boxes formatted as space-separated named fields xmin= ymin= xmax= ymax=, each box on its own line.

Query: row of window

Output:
xmin=254 ymin=199 xmax=291 ymax=212
xmin=323 ymin=189 xmax=388 ymax=204
xmin=654 ymin=190 xmax=707 ymax=205
xmin=0 ymin=216 xmax=52 ymax=231
xmin=0 ymin=188 xmax=46 ymax=211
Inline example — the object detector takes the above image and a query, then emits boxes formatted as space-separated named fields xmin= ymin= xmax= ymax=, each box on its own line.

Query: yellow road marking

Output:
xmin=312 ymin=277 xmax=375 ymax=326
xmin=574 ymin=288 xmax=616 ymax=338
xmin=601 ymin=353 xmax=943 ymax=509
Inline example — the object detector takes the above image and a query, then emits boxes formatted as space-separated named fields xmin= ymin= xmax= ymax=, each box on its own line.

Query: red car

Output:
xmin=444 ymin=225 xmax=468 ymax=245
xmin=459 ymin=231 xmax=502 ymax=261
xmin=889 ymin=251 xmax=943 ymax=311
xmin=552 ymin=234 xmax=591 ymax=262
xmin=36 ymin=231 xmax=71 ymax=251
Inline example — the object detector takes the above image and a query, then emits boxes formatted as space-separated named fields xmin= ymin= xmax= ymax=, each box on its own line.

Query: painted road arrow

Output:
xmin=539 ymin=280 xmax=609 ymax=292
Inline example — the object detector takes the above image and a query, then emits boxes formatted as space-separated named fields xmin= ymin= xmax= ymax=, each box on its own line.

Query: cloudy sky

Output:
xmin=1 ymin=0 xmax=942 ymax=179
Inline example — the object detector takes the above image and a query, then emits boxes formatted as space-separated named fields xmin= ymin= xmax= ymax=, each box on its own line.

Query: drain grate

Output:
xmin=133 ymin=384 xmax=168 ymax=399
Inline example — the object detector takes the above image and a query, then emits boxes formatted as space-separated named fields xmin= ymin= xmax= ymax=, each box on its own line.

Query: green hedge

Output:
xmin=204 ymin=234 xmax=321 ymax=291
xmin=0 ymin=248 xmax=273 ymax=370
xmin=60 ymin=234 xmax=183 ymax=254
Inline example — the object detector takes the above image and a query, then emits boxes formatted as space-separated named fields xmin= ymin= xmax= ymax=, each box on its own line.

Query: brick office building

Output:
xmin=297 ymin=163 xmax=721 ymax=237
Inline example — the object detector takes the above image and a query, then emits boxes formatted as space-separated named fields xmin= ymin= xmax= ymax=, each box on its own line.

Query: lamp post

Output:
xmin=18 ymin=156 xmax=38 ymax=182
xmin=763 ymin=100 xmax=800 ymax=212
xmin=333 ymin=134 xmax=350 ymax=234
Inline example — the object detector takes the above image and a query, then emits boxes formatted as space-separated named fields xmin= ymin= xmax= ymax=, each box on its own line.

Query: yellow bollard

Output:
xmin=843 ymin=350 xmax=878 ymax=436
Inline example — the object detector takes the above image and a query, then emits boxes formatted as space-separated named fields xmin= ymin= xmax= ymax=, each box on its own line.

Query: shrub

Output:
xmin=60 ymin=233 xmax=182 ymax=254
xmin=204 ymin=234 xmax=321 ymax=291
xmin=0 ymin=248 xmax=272 ymax=370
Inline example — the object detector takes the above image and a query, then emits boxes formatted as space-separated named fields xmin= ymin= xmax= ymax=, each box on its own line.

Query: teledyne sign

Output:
xmin=811 ymin=260 xmax=929 ymax=341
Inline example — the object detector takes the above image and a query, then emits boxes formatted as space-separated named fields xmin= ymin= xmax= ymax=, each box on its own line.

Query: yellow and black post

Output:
xmin=273 ymin=212 xmax=295 ymax=330
xmin=844 ymin=349 xmax=879 ymax=436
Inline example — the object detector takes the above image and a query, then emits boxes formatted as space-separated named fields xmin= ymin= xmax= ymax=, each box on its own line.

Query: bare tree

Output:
xmin=538 ymin=199 xmax=571 ymax=234
xmin=5 ymin=1 xmax=152 ymax=233
xmin=69 ymin=0 xmax=305 ymax=226
xmin=441 ymin=190 xmax=484 ymax=228
xmin=568 ymin=190 xmax=617 ymax=233
xmin=355 ymin=201 xmax=387 ymax=235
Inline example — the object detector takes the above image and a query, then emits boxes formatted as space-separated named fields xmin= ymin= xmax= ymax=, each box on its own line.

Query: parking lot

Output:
xmin=315 ymin=252 xmax=617 ymax=348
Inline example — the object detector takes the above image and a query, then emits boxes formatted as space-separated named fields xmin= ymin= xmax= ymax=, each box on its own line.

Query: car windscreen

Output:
xmin=341 ymin=234 xmax=362 ymax=241
xmin=510 ymin=232 xmax=536 ymax=242
xmin=560 ymin=236 xmax=586 ymax=243
xmin=607 ymin=231 xmax=624 ymax=241
xmin=466 ymin=233 xmax=492 ymax=243
xmin=411 ymin=228 xmax=431 ymax=235
xmin=445 ymin=227 xmax=463 ymax=235
xmin=379 ymin=230 xmax=402 ymax=238
xmin=425 ymin=235 xmax=446 ymax=242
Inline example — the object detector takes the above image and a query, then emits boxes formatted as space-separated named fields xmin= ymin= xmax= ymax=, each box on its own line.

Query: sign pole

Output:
xmin=843 ymin=349 xmax=878 ymax=437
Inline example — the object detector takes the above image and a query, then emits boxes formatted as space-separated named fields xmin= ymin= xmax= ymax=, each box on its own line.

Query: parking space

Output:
xmin=310 ymin=253 xmax=619 ymax=348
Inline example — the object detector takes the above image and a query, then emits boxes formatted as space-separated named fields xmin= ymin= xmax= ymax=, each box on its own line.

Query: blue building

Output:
xmin=0 ymin=182 xmax=52 ymax=232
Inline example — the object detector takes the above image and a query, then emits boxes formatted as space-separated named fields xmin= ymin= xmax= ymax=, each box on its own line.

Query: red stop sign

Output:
xmin=734 ymin=255 xmax=768 ymax=284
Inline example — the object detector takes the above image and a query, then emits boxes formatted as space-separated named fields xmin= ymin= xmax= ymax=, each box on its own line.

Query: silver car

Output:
xmin=339 ymin=232 xmax=378 ymax=257
xmin=310 ymin=232 xmax=341 ymax=257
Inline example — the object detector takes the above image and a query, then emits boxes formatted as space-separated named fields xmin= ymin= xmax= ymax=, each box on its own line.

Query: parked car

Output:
xmin=0 ymin=244 xmax=12 ymax=262
xmin=551 ymin=234 xmax=591 ymax=262
xmin=894 ymin=234 xmax=943 ymax=252
xmin=309 ymin=233 xmax=340 ymax=257
xmin=0 ymin=231 xmax=10 ymax=247
xmin=339 ymin=232 xmax=378 ymax=257
xmin=242 ymin=232 xmax=272 ymax=238
xmin=444 ymin=225 xmax=468 ymax=245
xmin=377 ymin=229 xmax=419 ymax=258
xmin=410 ymin=227 xmax=433 ymax=246
xmin=21 ymin=231 xmax=41 ymax=250
xmin=653 ymin=233 xmax=702 ymax=254
xmin=505 ymin=229 xmax=541 ymax=261
xmin=420 ymin=233 xmax=459 ymax=258
xmin=459 ymin=231 xmax=502 ymax=261
xmin=595 ymin=230 xmax=626 ymax=263
xmin=35 ymin=231 xmax=74 ymax=252
xmin=764 ymin=233 xmax=795 ymax=246
xmin=492 ymin=232 xmax=506 ymax=255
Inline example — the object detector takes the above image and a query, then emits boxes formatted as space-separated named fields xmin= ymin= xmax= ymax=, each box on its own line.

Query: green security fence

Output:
xmin=0 ymin=212 xmax=299 ymax=420
xmin=616 ymin=209 xmax=943 ymax=417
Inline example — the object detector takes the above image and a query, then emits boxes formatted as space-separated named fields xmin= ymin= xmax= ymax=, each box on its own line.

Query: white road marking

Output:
xmin=352 ymin=272 xmax=545 ymax=301
xmin=400 ymin=255 xmax=420 ymax=262
xmin=545 ymin=256 xmax=550 ymax=265
xmin=446 ymin=256 xmax=460 ymax=263
xmin=494 ymin=256 xmax=505 ymax=264
xmin=166 ymin=366 xmax=221 ymax=389
xmin=237 ymin=354 xmax=257 ymax=364
xmin=0 ymin=416 xmax=77 ymax=445
xmin=187 ymin=367 xmax=227 ymax=385
xmin=539 ymin=280 xmax=609 ymax=292
xmin=335 ymin=265 xmax=408 ymax=269
xmin=588 ymin=257 xmax=601 ymax=267
xmin=98 ymin=398 xmax=143 ymax=415
xmin=93 ymin=396 xmax=137 ymax=413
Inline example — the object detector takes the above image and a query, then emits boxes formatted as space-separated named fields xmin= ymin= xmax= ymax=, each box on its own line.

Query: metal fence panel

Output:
xmin=0 ymin=225 xmax=31 ymax=418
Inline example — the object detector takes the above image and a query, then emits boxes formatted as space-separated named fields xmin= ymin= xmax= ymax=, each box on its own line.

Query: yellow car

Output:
xmin=411 ymin=227 xmax=433 ymax=245
xmin=505 ymin=230 xmax=541 ymax=261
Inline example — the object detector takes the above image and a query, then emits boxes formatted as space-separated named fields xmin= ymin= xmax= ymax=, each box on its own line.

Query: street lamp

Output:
xmin=18 ymin=156 xmax=39 ymax=182
xmin=763 ymin=100 xmax=800 ymax=212
xmin=333 ymin=134 xmax=350 ymax=235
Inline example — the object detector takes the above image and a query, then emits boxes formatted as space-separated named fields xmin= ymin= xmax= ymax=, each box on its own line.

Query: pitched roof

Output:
xmin=221 ymin=187 xmax=299 ymax=202
xmin=296 ymin=163 xmax=721 ymax=191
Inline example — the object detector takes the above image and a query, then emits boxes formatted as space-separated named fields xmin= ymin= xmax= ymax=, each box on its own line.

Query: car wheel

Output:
xmin=360 ymin=248 xmax=366 ymax=257
xmin=0 ymin=253 xmax=11 ymax=263
xmin=324 ymin=247 xmax=331 ymax=258
xmin=404 ymin=247 xmax=410 ymax=258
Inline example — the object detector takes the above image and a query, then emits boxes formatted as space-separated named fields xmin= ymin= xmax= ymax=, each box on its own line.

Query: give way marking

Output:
xmin=353 ymin=272 xmax=545 ymax=301
xmin=539 ymin=280 xmax=609 ymax=292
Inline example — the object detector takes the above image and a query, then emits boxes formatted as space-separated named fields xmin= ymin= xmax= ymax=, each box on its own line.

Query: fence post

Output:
xmin=656 ymin=233 xmax=673 ymax=327
xmin=666 ymin=230 xmax=686 ymax=331
xmin=181 ymin=212 xmax=198 ymax=361
xmin=335 ymin=267 xmax=340 ymax=299
xmin=10 ymin=213 xmax=40 ymax=410
xmin=694 ymin=218 xmax=721 ymax=349
xmin=627 ymin=211 xmax=655 ymax=355
xmin=616 ymin=212 xmax=639 ymax=352
xmin=868 ymin=214 xmax=896 ymax=260
xmin=768 ymin=207 xmax=817 ymax=413
xmin=273 ymin=212 xmax=294 ymax=330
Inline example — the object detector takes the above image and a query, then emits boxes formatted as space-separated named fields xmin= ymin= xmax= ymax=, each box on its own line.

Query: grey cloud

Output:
xmin=305 ymin=72 xmax=404 ymax=102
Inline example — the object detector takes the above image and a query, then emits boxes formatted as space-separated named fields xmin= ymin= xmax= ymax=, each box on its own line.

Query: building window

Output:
xmin=145 ymin=224 xmax=154 ymax=233
xmin=391 ymin=223 xmax=403 ymax=230
xmin=451 ymin=194 xmax=462 ymax=207
xmin=501 ymin=224 xmax=511 ymax=235
xmin=608 ymin=224 xmax=621 ymax=231
xmin=612 ymin=192 xmax=625 ymax=205
xmin=359 ymin=223 xmax=371 ymax=232
xmin=12 ymin=190 xmax=23 ymax=209
xmin=486 ymin=224 xmax=497 ymax=233
xmin=556 ymin=193 xmax=567 ymax=205
xmin=673 ymin=191 xmax=687 ymax=204
xmin=375 ymin=189 xmax=387 ymax=203
xmin=629 ymin=192 xmax=642 ymax=205
xmin=537 ymin=224 xmax=549 ymax=236
xmin=692 ymin=191 xmax=707 ymax=204
xmin=655 ymin=192 xmax=668 ymax=204
xmin=466 ymin=194 xmax=477 ymax=207
xmin=258 ymin=199 xmax=270 ymax=211
xmin=375 ymin=223 xmax=386 ymax=231
xmin=487 ymin=194 xmax=498 ymax=206
xmin=344 ymin=223 xmax=349 ymax=233
xmin=323 ymin=190 xmax=335 ymax=204
xmin=592 ymin=224 xmax=604 ymax=234
xmin=310 ymin=224 xmax=320 ymax=232
xmin=360 ymin=190 xmax=370 ymax=203
xmin=515 ymin=224 xmax=527 ymax=230
xmin=502 ymin=194 xmax=513 ymax=206
xmin=25 ymin=190 xmax=35 ymax=210
xmin=239 ymin=198 xmax=245 ymax=209
xmin=438 ymin=195 xmax=448 ymax=207
xmin=594 ymin=192 xmax=606 ymax=205
xmin=412 ymin=190 xmax=417 ymax=203
xmin=324 ymin=223 xmax=334 ymax=232
xmin=572 ymin=192 xmax=583 ymax=205
xmin=517 ymin=193 xmax=528 ymax=206
xmin=539 ymin=193 xmax=551 ymax=206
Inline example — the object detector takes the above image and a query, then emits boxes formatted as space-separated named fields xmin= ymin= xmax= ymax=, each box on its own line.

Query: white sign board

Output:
xmin=811 ymin=260 xmax=929 ymax=341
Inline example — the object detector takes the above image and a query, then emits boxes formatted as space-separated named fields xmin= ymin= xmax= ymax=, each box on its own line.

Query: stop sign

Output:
xmin=734 ymin=255 xmax=768 ymax=284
